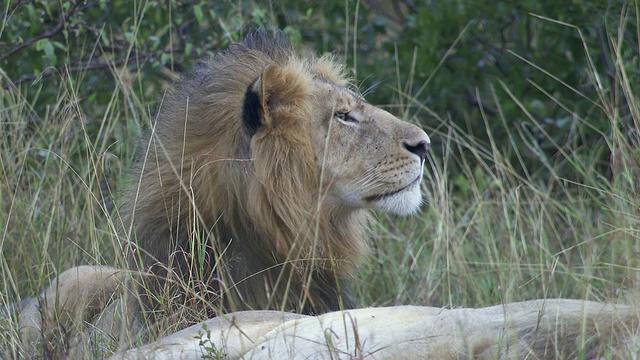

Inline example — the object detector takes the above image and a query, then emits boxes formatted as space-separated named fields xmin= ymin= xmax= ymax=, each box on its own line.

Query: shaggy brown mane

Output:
xmin=121 ymin=29 xmax=369 ymax=315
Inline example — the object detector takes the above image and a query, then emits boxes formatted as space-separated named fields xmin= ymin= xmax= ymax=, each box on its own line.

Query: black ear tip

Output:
xmin=242 ymin=80 xmax=262 ymax=137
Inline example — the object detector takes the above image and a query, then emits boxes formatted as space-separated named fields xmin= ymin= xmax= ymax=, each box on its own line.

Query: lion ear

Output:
xmin=258 ymin=64 xmax=309 ymax=129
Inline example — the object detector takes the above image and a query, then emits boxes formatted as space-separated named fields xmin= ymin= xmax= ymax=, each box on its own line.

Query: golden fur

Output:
xmin=120 ymin=29 xmax=430 ymax=315
xmin=112 ymin=299 xmax=640 ymax=359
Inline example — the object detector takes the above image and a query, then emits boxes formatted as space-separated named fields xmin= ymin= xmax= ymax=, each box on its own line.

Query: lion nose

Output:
xmin=404 ymin=139 xmax=430 ymax=162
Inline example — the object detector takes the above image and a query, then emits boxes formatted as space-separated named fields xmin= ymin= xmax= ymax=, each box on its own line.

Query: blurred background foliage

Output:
xmin=1 ymin=0 xmax=638 ymax=187
xmin=0 ymin=0 xmax=640 ymax=181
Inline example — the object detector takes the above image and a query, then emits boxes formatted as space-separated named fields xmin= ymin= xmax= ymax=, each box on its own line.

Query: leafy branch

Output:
xmin=0 ymin=1 xmax=84 ymax=63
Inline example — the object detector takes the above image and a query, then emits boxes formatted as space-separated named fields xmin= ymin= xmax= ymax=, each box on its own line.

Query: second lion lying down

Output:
xmin=14 ymin=265 xmax=640 ymax=359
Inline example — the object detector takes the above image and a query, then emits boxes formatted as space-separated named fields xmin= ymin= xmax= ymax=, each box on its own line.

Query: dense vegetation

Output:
xmin=1 ymin=0 xmax=639 ymax=356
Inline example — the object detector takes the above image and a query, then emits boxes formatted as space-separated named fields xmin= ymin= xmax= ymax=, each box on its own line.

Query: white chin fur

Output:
xmin=372 ymin=181 xmax=423 ymax=215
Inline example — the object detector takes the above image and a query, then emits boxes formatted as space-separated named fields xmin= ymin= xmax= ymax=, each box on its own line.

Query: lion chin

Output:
xmin=371 ymin=178 xmax=425 ymax=215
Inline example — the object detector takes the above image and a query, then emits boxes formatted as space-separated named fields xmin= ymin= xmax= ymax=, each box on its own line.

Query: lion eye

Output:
xmin=335 ymin=111 xmax=358 ymax=123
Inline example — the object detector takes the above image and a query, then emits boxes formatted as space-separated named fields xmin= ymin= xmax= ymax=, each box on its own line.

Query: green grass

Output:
xmin=0 ymin=69 xmax=133 ymax=300
xmin=357 ymin=14 xmax=640 ymax=310
xmin=1 ymin=9 xmax=640 ymax=359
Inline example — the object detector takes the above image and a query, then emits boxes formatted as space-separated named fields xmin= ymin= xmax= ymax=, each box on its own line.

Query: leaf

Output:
xmin=161 ymin=52 xmax=171 ymax=65
xmin=100 ymin=31 xmax=111 ymax=46
xmin=53 ymin=41 xmax=68 ymax=52
xmin=42 ymin=39 xmax=56 ymax=65
xmin=194 ymin=5 xmax=204 ymax=25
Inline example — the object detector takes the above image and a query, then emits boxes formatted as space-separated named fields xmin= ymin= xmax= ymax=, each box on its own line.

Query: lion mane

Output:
xmin=121 ymin=29 xmax=387 ymax=315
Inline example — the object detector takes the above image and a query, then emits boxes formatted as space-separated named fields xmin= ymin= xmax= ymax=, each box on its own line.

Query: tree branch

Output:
xmin=0 ymin=2 xmax=82 ymax=63
xmin=7 ymin=51 xmax=158 ymax=88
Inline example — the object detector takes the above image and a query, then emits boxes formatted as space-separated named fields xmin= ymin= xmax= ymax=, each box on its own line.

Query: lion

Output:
xmin=120 ymin=28 xmax=430 ymax=316
xmin=110 ymin=299 xmax=640 ymax=359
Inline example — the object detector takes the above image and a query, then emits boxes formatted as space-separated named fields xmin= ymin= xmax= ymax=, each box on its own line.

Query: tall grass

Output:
xmin=1 ymin=6 xmax=639 ymax=359
xmin=0 ymin=67 xmax=140 ymax=297
xmin=359 ymin=11 xmax=640 ymax=312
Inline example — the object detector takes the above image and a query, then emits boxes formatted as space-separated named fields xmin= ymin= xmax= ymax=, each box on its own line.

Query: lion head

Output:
xmin=121 ymin=29 xmax=429 ymax=316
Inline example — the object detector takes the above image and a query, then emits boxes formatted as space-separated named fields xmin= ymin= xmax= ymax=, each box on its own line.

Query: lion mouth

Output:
xmin=364 ymin=174 xmax=422 ymax=202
